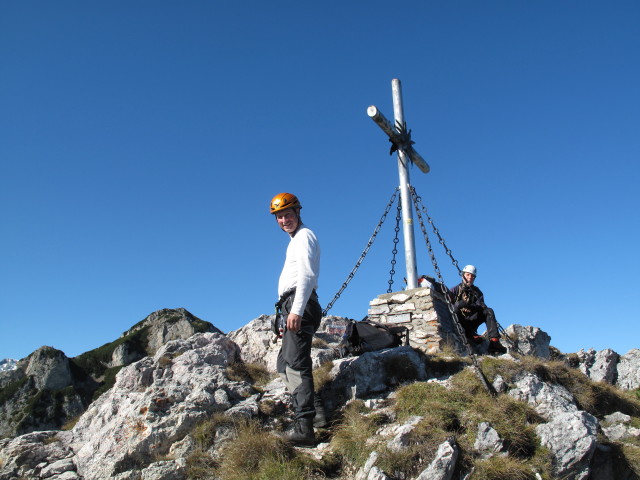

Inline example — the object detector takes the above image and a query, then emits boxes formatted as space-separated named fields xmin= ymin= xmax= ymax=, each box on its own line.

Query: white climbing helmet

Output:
xmin=462 ymin=265 xmax=477 ymax=277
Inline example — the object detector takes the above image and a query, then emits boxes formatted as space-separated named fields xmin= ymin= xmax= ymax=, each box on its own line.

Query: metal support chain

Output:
xmin=410 ymin=188 xmax=495 ymax=396
xmin=410 ymin=186 xmax=461 ymax=275
xmin=410 ymin=186 xmax=522 ymax=355
xmin=322 ymin=188 xmax=400 ymax=317
xmin=387 ymin=195 xmax=402 ymax=293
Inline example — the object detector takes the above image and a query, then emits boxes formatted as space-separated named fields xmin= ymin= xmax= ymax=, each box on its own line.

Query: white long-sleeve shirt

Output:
xmin=278 ymin=224 xmax=320 ymax=317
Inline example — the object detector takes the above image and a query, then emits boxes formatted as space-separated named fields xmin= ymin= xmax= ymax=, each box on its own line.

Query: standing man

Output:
xmin=271 ymin=192 xmax=322 ymax=446
xmin=449 ymin=265 xmax=507 ymax=355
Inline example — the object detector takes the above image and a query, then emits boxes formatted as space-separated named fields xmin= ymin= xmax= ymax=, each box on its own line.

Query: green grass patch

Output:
xmin=313 ymin=360 xmax=334 ymax=392
xmin=330 ymin=400 xmax=387 ymax=468
xmin=471 ymin=455 xmax=538 ymax=480
xmin=226 ymin=362 xmax=273 ymax=386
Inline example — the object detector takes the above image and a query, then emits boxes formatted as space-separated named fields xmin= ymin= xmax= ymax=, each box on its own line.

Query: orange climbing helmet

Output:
xmin=270 ymin=193 xmax=302 ymax=214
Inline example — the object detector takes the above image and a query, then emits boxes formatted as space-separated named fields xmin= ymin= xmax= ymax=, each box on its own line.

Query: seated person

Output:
xmin=448 ymin=265 xmax=507 ymax=354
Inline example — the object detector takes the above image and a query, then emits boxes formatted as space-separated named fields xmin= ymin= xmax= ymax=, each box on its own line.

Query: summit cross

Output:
xmin=367 ymin=78 xmax=430 ymax=290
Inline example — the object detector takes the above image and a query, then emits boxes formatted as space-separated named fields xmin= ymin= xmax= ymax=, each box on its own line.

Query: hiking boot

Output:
xmin=283 ymin=417 xmax=316 ymax=447
xmin=313 ymin=397 xmax=328 ymax=428
xmin=488 ymin=337 xmax=507 ymax=355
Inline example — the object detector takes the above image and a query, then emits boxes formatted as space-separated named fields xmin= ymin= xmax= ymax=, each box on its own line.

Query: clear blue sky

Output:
xmin=2 ymin=1 xmax=639 ymax=361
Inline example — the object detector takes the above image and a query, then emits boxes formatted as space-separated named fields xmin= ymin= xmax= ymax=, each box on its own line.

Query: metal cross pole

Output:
xmin=367 ymin=78 xmax=430 ymax=290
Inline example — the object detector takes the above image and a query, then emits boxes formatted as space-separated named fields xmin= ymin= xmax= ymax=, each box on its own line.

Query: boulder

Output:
xmin=71 ymin=332 xmax=245 ymax=480
xmin=227 ymin=314 xmax=281 ymax=371
xmin=474 ymin=422 xmax=504 ymax=458
xmin=503 ymin=325 xmax=551 ymax=358
xmin=319 ymin=346 xmax=428 ymax=414
xmin=536 ymin=411 xmax=598 ymax=480
xmin=228 ymin=315 xmax=350 ymax=371
xmin=508 ymin=372 xmax=577 ymax=418
xmin=616 ymin=349 xmax=640 ymax=390
xmin=575 ymin=348 xmax=619 ymax=384
xmin=0 ymin=431 xmax=74 ymax=480
xmin=415 ymin=439 xmax=459 ymax=480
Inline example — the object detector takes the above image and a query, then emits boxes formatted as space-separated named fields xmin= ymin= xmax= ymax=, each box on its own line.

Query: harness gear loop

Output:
xmin=323 ymin=188 xmax=400 ymax=317
xmin=387 ymin=194 xmax=402 ymax=293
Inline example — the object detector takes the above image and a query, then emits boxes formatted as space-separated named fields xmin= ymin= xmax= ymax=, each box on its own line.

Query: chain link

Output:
xmin=387 ymin=195 xmax=402 ymax=293
xmin=409 ymin=186 xmax=461 ymax=275
xmin=322 ymin=188 xmax=400 ymax=317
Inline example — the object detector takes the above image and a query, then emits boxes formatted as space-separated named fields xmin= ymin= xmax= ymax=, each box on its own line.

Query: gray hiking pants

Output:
xmin=276 ymin=291 xmax=322 ymax=420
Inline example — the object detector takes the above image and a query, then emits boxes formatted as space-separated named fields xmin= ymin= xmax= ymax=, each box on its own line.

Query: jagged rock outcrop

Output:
xmin=227 ymin=315 xmax=351 ymax=371
xmin=318 ymin=346 xmax=428 ymax=416
xmin=415 ymin=439 xmax=459 ymax=480
xmin=504 ymin=324 xmax=551 ymax=358
xmin=0 ymin=308 xmax=218 ymax=440
xmin=23 ymin=347 xmax=73 ymax=391
xmin=0 ymin=332 xmax=245 ymax=480
xmin=121 ymin=308 xmax=222 ymax=358
xmin=573 ymin=347 xmax=640 ymax=391
xmin=0 ymin=347 xmax=84 ymax=439
xmin=576 ymin=348 xmax=619 ymax=384
xmin=72 ymin=333 xmax=243 ymax=479
xmin=1 ymin=312 xmax=638 ymax=480
xmin=509 ymin=372 xmax=598 ymax=479
xmin=616 ymin=348 xmax=640 ymax=390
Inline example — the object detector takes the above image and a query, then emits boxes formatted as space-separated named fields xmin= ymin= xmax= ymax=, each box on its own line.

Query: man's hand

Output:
xmin=287 ymin=313 xmax=302 ymax=332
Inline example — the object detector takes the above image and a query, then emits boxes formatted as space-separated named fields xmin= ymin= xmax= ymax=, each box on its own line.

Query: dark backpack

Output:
xmin=341 ymin=318 xmax=409 ymax=356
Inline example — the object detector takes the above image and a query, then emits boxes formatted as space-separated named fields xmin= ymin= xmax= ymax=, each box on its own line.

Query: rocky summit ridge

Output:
xmin=0 ymin=305 xmax=639 ymax=479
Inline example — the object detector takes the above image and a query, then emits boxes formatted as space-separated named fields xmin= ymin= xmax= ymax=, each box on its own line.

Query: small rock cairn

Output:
xmin=367 ymin=287 xmax=459 ymax=354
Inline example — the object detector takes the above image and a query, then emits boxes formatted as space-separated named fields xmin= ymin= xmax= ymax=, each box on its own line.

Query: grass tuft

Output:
xmin=225 ymin=362 xmax=273 ymax=386
xmin=472 ymin=455 xmax=538 ymax=480
xmin=313 ymin=361 xmax=334 ymax=392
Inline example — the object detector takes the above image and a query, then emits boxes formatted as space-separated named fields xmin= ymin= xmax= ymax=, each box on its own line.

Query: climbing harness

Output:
xmin=322 ymin=188 xmax=399 ymax=317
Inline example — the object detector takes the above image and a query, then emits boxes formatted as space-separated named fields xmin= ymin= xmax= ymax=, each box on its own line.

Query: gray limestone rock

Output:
xmin=122 ymin=308 xmax=222 ymax=356
xmin=228 ymin=314 xmax=350 ymax=372
xmin=616 ymin=348 xmax=640 ymax=390
xmin=0 ymin=431 xmax=75 ymax=480
xmin=140 ymin=458 xmax=187 ymax=480
xmin=415 ymin=439 xmax=459 ymax=480
xmin=535 ymin=410 xmax=598 ymax=480
xmin=508 ymin=372 xmax=577 ymax=419
xmin=24 ymin=346 xmax=72 ymax=391
xmin=576 ymin=348 xmax=619 ymax=384
xmin=474 ymin=422 xmax=504 ymax=457
xmin=590 ymin=349 xmax=619 ymax=384
xmin=384 ymin=416 xmax=423 ymax=452
xmin=319 ymin=346 xmax=428 ymax=414
xmin=355 ymin=451 xmax=380 ymax=480
xmin=227 ymin=314 xmax=281 ymax=371
xmin=504 ymin=325 xmax=551 ymax=358
xmin=601 ymin=411 xmax=640 ymax=441
xmin=70 ymin=332 xmax=244 ymax=480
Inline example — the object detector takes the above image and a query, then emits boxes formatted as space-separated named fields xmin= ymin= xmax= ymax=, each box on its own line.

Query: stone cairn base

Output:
xmin=367 ymin=287 xmax=461 ymax=355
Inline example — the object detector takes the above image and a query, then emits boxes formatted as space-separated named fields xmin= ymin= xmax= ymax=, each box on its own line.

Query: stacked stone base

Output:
xmin=367 ymin=287 xmax=460 ymax=355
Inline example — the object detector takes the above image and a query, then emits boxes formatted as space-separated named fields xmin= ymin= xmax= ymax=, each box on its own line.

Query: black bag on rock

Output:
xmin=340 ymin=318 xmax=409 ymax=356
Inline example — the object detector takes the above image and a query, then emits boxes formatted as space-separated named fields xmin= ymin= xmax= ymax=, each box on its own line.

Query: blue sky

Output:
xmin=1 ymin=1 xmax=639 ymax=361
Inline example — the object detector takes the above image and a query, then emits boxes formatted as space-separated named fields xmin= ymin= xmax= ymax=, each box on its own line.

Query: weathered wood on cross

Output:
xmin=367 ymin=79 xmax=430 ymax=290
